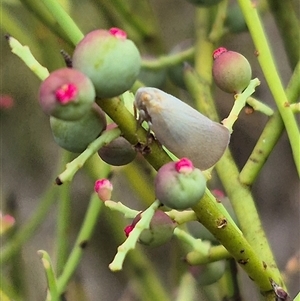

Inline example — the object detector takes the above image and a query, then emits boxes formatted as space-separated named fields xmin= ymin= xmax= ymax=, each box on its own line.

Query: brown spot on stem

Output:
xmin=245 ymin=106 xmax=254 ymax=115
xmin=284 ymin=102 xmax=290 ymax=107
xmin=263 ymin=261 xmax=267 ymax=269
xmin=254 ymin=50 xmax=259 ymax=56
xmin=240 ymin=249 xmax=245 ymax=254
xmin=55 ymin=177 xmax=63 ymax=185
xmin=79 ymin=240 xmax=88 ymax=249
xmin=250 ymin=157 xmax=259 ymax=163
xmin=238 ymin=258 xmax=249 ymax=265
xmin=217 ymin=218 xmax=227 ymax=229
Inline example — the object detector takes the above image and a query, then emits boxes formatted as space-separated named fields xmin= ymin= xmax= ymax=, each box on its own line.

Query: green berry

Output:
xmin=50 ymin=104 xmax=106 ymax=153
xmin=125 ymin=210 xmax=176 ymax=247
xmin=190 ymin=260 xmax=226 ymax=286
xmin=72 ymin=28 xmax=141 ymax=98
xmin=225 ymin=4 xmax=248 ymax=34
xmin=98 ymin=123 xmax=136 ymax=166
xmin=212 ymin=47 xmax=252 ymax=94
xmin=39 ymin=68 xmax=95 ymax=121
xmin=155 ymin=158 xmax=207 ymax=210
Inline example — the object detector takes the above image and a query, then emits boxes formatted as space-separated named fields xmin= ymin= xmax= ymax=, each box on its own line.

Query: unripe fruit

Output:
xmin=124 ymin=210 xmax=176 ymax=247
xmin=94 ymin=178 xmax=113 ymax=201
xmin=98 ymin=124 xmax=136 ymax=166
xmin=155 ymin=158 xmax=207 ymax=210
xmin=72 ymin=28 xmax=141 ymax=98
xmin=225 ymin=4 xmax=248 ymax=34
xmin=185 ymin=0 xmax=222 ymax=7
xmin=50 ymin=104 xmax=106 ymax=153
xmin=39 ymin=68 xmax=95 ymax=120
xmin=212 ymin=47 xmax=252 ymax=94
xmin=190 ymin=260 xmax=226 ymax=286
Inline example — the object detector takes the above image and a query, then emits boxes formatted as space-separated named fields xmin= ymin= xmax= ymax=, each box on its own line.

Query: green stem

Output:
xmin=55 ymin=153 xmax=73 ymax=275
xmin=237 ymin=0 xmax=300 ymax=175
xmin=174 ymin=228 xmax=231 ymax=265
xmin=191 ymin=194 xmax=276 ymax=293
xmin=215 ymin=150 xmax=284 ymax=294
xmin=96 ymin=97 xmax=172 ymax=171
xmin=187 ymin=6 xmax=285 ymax=298
xmin=109 ymin=0 xmax=155 ymax=39
xmin=239 ymin=61 xmax=300 ymax=185
xmin=175 ymin=272 xmax=197 ymax=301
xmin=56 ymin=127 xmax=121 ymax=184
xmin=38 ymin=250 xmax=58 ymax=301
xmin=39 ymin=0 xmax=84 ymax=45
xmin=194 ymin=7 xmax=215 ymax=84
xmin=19 ymin=0 xmax=74 ymax=46
xmin=109 ymin=200 xmax=160 ymax=271
xmin=141 ymin=47 xmax=195 ymax=70
xmin=101 ymin=202 xmax=172 ymax=301
xmin=222 ymin=78 xmax=261 ymax=133
xmin=246 ymin=96 xmax=274 ymax=116
xmin=6 ymin=35 xmax=49 ymax=80
xmin=56 ymin=192 xmax=103 ymax=294
xmin=0 ymin=183 xmax=58 ymax=265
xmin=0 ymin=274 xmax=22 ymax=301
xmin=267 ymin=0 xmax=300 ymax=69
xmin=208 ymin=0 xmax=228 ymax=43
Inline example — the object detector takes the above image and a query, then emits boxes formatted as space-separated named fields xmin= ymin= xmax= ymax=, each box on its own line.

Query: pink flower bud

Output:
xmin=175 ymin=157 xmax=194 ymax=174
xmin=109 ymin=27 xmax=127 ymax=39
xmin=55 ymin=83 xmax=78 ymax=104
xmin=0 ymin=212 xmax=15 ymax=234
xmin=212 ymin=48 xmax=252 ymax=94
xmin=94 ymin=179 xmax=113 ymax=201
xmin=0 ymin=94 xmax=14 ymax=110
xmin=124 ymin=210 xmax=176 ymax=247
xmin=155 ymin=159 xmax=207 ymax=210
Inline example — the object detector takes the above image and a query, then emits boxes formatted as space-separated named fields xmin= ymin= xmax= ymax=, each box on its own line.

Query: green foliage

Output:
xmin=1 ymin=1 xmax=299 ymax=301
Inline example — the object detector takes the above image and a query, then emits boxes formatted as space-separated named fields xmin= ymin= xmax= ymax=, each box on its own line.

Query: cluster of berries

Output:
xmin=39 ymin=28 xmax=140 ymax=164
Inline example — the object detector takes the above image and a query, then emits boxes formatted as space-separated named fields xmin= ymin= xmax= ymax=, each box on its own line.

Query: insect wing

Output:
xmin=135 ymin=88 xmax=230 ymax=170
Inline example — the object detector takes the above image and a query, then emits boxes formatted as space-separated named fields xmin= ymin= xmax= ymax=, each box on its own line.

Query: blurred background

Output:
xmin=1 ymin=0 xmax=299 ymax=300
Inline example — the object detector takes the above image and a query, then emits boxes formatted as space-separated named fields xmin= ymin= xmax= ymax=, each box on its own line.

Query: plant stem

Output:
xmin=175 ymin=272 xmax=197 ymax=301
xmin=109 ymin=200 xmax=160 ymax=271
xmin=6 ymin=35 xmax=49 ymax=80
xmin=267 ymin=0 xmax=300 ymax=69
xmin=0 ymin=183 xmax=58 ymax=265
xmin=55 ymin=153 xmax=72 ymax=275
xmin=19 ymin=0 xmax=74 ymax=46
xmin=56 ymin=192 xmax=103 ymax=294
xmin=39 ymin=0 xmax=84 ymax=45
xmin=191 ymin=194 xmax=276 ymax=292
xmin=38 ymin=250 xmax=59 ymax=301
xmin=190 ymin=6 xmax=285 ymax=297
xmin=141 ymin=47 xmax=195 ymax=70
xmin=56 ymin=127 xmax=121 ymax=184
xmin=96 ymin=97 xmax=172 ymax=171
xmin=240 ymin=60 xmax=300 ymax=185
xmin=237 ymin=0 xmax=300 ymax=175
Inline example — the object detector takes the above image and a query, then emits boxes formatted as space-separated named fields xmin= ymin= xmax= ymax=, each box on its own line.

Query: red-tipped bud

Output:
xmin=125 ymin=210 xmax=176 ymax=247
xmin=39 ymin=68 xmax=95 ymax=120
xmin=0 ymin=212 xmax=15 ymax=234
xmin=94 ymin=178 xmax=113 ymax=201
xmin=212 ymin=48 xmax=252 ymax=94
xmin=155 ymin=158 xmax=207 ymax=210
xmin=72 ymin=28 xmax=141 ymax=98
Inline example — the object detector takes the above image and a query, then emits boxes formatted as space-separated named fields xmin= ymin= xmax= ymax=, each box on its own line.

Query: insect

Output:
xmin=134 ymin=87 xmax=230 ymax=170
